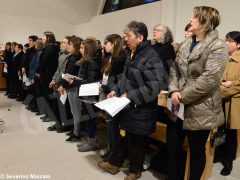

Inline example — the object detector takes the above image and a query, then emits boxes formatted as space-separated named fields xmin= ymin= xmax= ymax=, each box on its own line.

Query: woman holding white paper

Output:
xmin=100 ymin=34 xmax=126 ymax=161
xmin=168 ymin=6 xmax=228 ymax=179
xmin=69 ymin=38 xmax=102 ymax=152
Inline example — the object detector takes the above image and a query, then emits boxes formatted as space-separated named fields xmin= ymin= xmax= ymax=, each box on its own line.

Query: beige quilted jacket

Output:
xmin=168 ymin=30 xmax=228 ymax=130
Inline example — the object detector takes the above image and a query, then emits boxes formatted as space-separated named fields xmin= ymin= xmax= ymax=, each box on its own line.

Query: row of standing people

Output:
xmin=2 ymin=5 xmax=239 ymax=180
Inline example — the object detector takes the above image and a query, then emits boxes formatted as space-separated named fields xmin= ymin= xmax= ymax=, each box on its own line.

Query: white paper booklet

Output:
xmin=25 ymin=79 xmax=32 ymax=87
xmin=94 ymin=97 xmax=131 ymax=117
xmin=62 ymin=73 xmax=82 ymax=81
xmin=3 ymin=67 xmax=7 ymax=73
xmin=79 ymin=82 xmax=100 ymax=96
xmin=167 ymin=98 xmax=184 ymax=120
xmin=60 ymin=90 xmax=67 ymax=105
xmin=22 ymin=74 xmax=27 ymax=82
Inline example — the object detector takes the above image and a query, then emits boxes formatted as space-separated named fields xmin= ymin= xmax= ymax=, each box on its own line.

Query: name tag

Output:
xmin=102 ymin=74 xmax=109 ymax=85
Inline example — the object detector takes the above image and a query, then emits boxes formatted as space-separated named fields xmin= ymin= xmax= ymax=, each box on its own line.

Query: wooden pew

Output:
xmin=151 ymin=92 xmax=215 ymax=180
xmin=0 ymin=62 xmax=6 ymax=90
xmin=151 ymin=122 xmax=214 ymax=180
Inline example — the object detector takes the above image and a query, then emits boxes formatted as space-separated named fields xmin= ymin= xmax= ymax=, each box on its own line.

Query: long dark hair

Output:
xmin=44 ymin=31 xmax=56 ymax=44
xmin=102 ymin=34 xmax=124 ymax=75
xmin=69 ymin=36 xmax=83 ymax=55
xmin=77 ymin=39 xmax=97 ymax=64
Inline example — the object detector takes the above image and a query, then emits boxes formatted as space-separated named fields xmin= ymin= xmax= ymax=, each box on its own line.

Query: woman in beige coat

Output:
xmin=217 ymin=31 xmax=240 ymax=176
xmin=168 ymin=6 xmax=228 ymax=179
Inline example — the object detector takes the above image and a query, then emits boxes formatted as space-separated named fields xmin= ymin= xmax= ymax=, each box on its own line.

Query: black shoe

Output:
xmin=4 ymin=92 xmax=9 ymax=96
xmin=101 ymin=151 xmax=112 ymax=162
xmin=42 ymin=118 xmax=51 ymax=122
xmin=101 ymin=151 xmax=111 ymax=159
xmin=8 ymin=95 xmax=15 ymax=99
xmin=36 ymin=112 xmax=41 ymax=116
xmin=16 ymin=98 xmax=23 ymax=102
xmin=66 ymin=130 xmax=74 ymax=136
xmin=220 ymin=162 xmax=233 ymax=176
xmin=40 ymin=115 xmax=48 ymax=120
xmin=65 ymin=135 xmax=81 ymax=143
xmin=47 ymin=125 xmax=57 ymax=131
xmin=213 ymin=156 xmax=223 ymax=164
xmin=31 ymin=108 xmax=38 ymax=113
xmin=57 ymin=127 xmax=71 ymax=133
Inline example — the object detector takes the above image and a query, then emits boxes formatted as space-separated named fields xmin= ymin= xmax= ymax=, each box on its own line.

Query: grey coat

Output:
xmin=168 ymin=30 xmax=228 ymax=130
xmin=52 ymin=52 xmax=71 ymax=84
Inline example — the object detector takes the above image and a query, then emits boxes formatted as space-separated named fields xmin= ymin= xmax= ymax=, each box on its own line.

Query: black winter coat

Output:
xmin=58 ymin=54 xmax=81 ymax=89
xmin=22 ymin=46 xmax=36 ymax=76
xmin=36 ymin=43 xmax=59 ymax=83
xmin=152 ymin=42 xmax=176 ymax=74
xmin=101 ymin=53 xmax=126 ymax=94
xmin=4 ymin=50 xmax=14 ymax=76
xmin=74 ymin=56 xmax=102 ymax=86
xmin=114 ymin=41 xmax=167 ymax=135
xmin=12 ymin=51 xmax=24 ymax=80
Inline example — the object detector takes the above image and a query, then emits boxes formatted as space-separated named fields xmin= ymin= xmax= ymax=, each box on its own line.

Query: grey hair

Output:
xmin=153 ymin=24 xmax=174 ymax=44
xmin=125 ymin=20 xmax=148 ymax=41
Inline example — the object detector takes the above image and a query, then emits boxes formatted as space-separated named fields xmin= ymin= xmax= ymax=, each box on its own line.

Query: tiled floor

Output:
xmin=0 ymin=91 xmax=240 ymax=180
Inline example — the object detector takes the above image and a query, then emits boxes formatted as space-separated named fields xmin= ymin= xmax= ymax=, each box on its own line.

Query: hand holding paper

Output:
xmin=94 ymin=97 xmax=130 ymax=117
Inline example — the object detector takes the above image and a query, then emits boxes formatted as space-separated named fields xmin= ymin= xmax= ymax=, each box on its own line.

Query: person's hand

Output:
xmin=58 ymin=86 xmax=65 ymax=95
xmin=222 ymin=81 xmax=233 ymax=88
xmin=107 ymin=91 xmax=116 ymax=98
xmin=66 ymin=78 xmax=74 ymax=84
xmin=35 ymin=73 xmax=40 ymax=78
xmin=49 ymin=80 xmax=56 ymax=88
xmin=22 ymin=67 xmax=26 ymax=75
xmin=121 ymin=93 xmax=127 ymax=98
xmin=171 ymin=91 xmax=181 ymax=105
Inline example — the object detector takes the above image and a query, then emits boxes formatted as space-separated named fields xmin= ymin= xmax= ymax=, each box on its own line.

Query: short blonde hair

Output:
xmin=193 ymin=6 xmax=220 ymax=34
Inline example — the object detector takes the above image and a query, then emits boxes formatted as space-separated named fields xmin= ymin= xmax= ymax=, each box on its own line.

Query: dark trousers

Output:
xmin=166 ymin=119 xmax=186 ymax=180
xmin=166 ymin=118 xmax=210 ymax=180
xmin=186 ymin=129 xmax=210 ymax=180
xmin=6 ymin=74 xmax=11 ymax=94
xmin=109 ymin=131 xmax=149 ymax=173
xmin=106 ymin=114 xmax=120 ymax=152
xmin=215 ymin=128 xmax=237 ymax=163
xmin=82 ymin=102 xmax=97 ymax=138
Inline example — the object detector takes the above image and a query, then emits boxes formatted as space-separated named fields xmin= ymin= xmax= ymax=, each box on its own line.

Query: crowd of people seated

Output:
xmin=1 ymin=5 xmax=240 ymax=180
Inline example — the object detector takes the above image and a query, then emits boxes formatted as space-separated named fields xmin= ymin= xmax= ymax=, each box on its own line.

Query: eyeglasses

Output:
xmin=226 ymin=38 xmax=236 ymax=43
xmin=153 ymin=29 xmax=162 ymax=32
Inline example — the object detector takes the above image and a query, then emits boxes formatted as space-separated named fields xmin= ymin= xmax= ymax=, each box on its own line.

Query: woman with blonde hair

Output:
xmin=168 ymin=6 xmax=228 ymax=179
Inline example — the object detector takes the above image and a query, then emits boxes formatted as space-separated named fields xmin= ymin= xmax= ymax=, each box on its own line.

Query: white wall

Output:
xmin=1 ymin=0 xmax=239 ymax=45
xmin=174 ymin=0 xmax=240 ymax=42
xmin=74 ymin=0 xmax=240 ymax=44
xmin=74 ymin=1 xmax=161 ymax=42
xmin=0 ymin=15 xmax=74 ymax=44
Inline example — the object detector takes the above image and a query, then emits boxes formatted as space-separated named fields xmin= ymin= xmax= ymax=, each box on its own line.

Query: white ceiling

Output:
xmin=0 ymin=0 xmax=103 ymax=25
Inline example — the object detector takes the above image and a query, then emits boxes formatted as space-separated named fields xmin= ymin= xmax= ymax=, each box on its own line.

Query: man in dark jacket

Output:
xmin=98 ymin=21 xmax=167 ymax=180
xmin=11 ymin=44 xmax=24 ymax=98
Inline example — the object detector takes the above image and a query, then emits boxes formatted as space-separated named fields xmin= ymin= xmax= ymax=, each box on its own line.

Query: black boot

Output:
xmin=220 ymin=162 xmax=233 ymax=176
